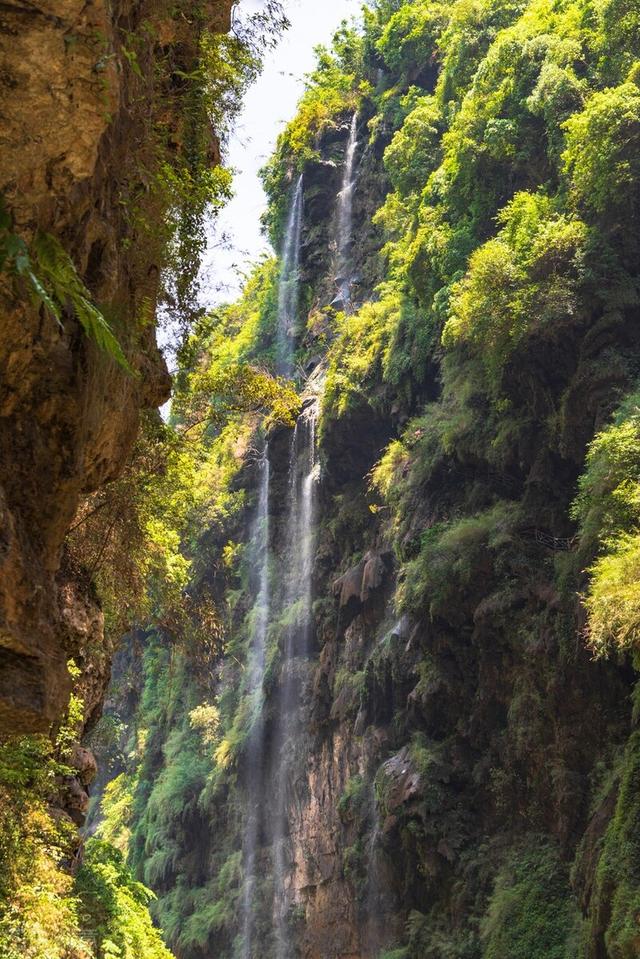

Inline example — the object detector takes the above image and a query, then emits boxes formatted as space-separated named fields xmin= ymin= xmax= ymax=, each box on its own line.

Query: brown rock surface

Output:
xmin=0 ymin=0 xmax=232 ymax=734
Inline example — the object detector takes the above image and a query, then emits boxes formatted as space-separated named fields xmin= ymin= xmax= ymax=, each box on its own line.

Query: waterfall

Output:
xmin=244 ymin=448 xmax=271 ymax=695
xmin=335 ymin=113 xmax=358 ymax=308
xmin=237 ymin=171 xmax=316 ymax=957
xmin=238 ymin=174 xmax=316 ymax=959
xmin=239 ymin=448 xmax=271 ymax=959
xmin=272 ymin=401 xmax=319 ymax=959
xmin=363 ymin=781 xmax=383 ymax=955
xmin=284 ymin=406 xmax=318 ymax=657
xmin=276 ymin=175 xmax=304 ymax=375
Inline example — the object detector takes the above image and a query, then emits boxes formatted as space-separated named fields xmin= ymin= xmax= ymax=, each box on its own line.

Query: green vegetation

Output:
xmin=79 ymin=257 xmax=305 ymax=951
xmin=0 ymin=682 xmax=169 ymax=959
xmin=338 ymin=775 xmax=367 ymax=821
xmin=107 ymin=0 xmax=640 ymax=951
xmin=0 ymin=734 xmax=84 ymax=959
xmin=583 ymin=729 xmax=640 ymax=958
xmin=75 ymin=839 xmax=174 ymax=959
xmin=0 ymin=204 xmax=130 ymax=370
xmin=480 ymin=840 xmax=579 ymax=959
xmin=572 ymin=393 xmax=640 ymax=654
xmin=24 ymin=0 xmax=640 ymax=956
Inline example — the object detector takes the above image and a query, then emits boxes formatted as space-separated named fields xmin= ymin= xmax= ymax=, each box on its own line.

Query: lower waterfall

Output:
xmin=272 ymin=401 xmax=318 ymax=959
xmin=236 ymin=401 xmax=319 ymax=959
xmin=240 ymin=447 xmax=271 ymax=959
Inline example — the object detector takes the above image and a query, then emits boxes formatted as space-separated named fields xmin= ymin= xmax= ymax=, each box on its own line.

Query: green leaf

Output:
xmin=32 ymin=231 xmax=133 ymax=373
xmin=26 ymin=269 xmax=63 ymax=327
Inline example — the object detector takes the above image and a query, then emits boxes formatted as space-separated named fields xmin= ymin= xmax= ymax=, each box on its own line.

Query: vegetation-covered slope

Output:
xmin=6 ymin=0 xmax=640 ymax=957
xmin=90 ymin=0 xmax=640 ymax=956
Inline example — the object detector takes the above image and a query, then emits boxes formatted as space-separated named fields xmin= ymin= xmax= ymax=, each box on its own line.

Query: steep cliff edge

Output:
xmin=0 ymin=0 xmax=233 ymax=734
xmin=92 ymin=2 xmax=640 ymax=959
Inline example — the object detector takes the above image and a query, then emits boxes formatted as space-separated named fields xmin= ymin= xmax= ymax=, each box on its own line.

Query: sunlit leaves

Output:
xmin=573 ymin=394 xmax=640 ymax=655
xmin=32 ymin=232 xmax=132 ymax=371
xmin=563 ymin=80 xmax=640 ymax=215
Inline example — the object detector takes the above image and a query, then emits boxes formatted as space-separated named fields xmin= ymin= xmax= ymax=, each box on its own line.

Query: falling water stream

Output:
xmin=240 ymin=449 xmax=271 ymax=959
xmin=238 ymin=127 xmax=362 ymax=956
xmin=335 ymin=113 xmax=359 ymax=308
xmin=236 ymin=119 xmax=366 ymax=958
xmin=237 ymin=175 xmax=316 ymax=959
xmin=276 ymin=175 xmax=304 ymax=374
xmin=272 ymin=402 xmax=318 ymax=959
xmin=236 ymin=116 xmax=365 ymax=959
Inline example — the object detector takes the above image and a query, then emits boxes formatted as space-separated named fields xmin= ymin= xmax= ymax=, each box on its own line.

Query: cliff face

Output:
xmin=93 ymin=2 xmax=640 ymax=958
xmin=0 ymin=0 xmax=232 ymax=734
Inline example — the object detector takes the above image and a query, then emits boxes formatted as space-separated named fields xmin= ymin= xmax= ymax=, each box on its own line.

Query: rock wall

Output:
xmin=0 ymin=0 xmax=232 ymax=734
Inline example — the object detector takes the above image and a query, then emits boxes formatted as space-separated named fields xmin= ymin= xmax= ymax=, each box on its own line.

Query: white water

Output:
xmin=276 ymin=176 xmax=304 ymax=374
xmin=335 ymin=113 xmax=359 ymax=307
xmin=236 ymin=172 xmax=311 ymax=959
xmin=240 ymin=449 xmax=271 ymax=959
xmin=285 ymin=407 xmax=318 ymax=655
xmin=272 ymin=401 xmax=319 ymax=959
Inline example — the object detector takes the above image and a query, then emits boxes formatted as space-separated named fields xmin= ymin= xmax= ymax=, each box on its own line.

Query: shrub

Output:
xmin=563 ymin=82 xmax=640 ymax=216
xmin=75 ymin=839 xmax=174 ymax=959
xmin=480 ymin=839 xmax=579 ymax=959
xmin=573 ymin=392 xmax=640 ymax=654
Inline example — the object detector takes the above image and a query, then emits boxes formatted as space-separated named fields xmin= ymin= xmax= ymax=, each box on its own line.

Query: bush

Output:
xmin=480 ymin=839 xmax=579 ymax=959
xmin=75 ymin=839 xmax=174 ymax=959
xmin=573 ymin=392 xmax=640 ymax=654
xmin=397 ymin=502 xmax=518 ymax=618
xmin=564 ymin=82 xmax=640 ymax=216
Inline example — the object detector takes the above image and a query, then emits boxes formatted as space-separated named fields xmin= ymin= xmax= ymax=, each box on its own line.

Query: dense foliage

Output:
xmin=44 ymin=0 xmax=640 ymax=957
xmin=0 ymin=681 xmax=172 ymax=959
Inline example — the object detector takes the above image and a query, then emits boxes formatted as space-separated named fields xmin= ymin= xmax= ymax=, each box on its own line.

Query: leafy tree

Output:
xmin=75 ymin=840 xmax=174 ymax=959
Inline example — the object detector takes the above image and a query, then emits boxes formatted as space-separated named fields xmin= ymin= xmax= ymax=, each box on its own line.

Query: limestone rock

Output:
xmin=378 ymin=747 xmax=423 ymax=815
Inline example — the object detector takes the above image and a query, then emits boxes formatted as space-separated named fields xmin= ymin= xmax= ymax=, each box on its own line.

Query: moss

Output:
xmin=586 ymin=728 xmax=640 ymax=958
xmin=480 ymin=838 xmax=579 ymax=959
xmin=397 ymin=502 xmax=519 ymax=619
xmin=343 ymin=838 xmax=368 ymax=896
xmin=338 ymin=775 xmax=368 ymax=822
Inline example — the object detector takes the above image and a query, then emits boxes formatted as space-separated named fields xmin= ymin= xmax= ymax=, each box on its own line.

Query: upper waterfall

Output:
xmin=276 ymin=175 xmax=304 ymax=375
xmin=334 ymin=113 xmax=359 ymax=309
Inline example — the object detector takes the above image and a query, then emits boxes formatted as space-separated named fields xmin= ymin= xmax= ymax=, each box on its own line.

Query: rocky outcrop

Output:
xmin=0 ymin=0 xmax=232 ymax=734
xmin=333 ymin=550 xmax=391 ymax=626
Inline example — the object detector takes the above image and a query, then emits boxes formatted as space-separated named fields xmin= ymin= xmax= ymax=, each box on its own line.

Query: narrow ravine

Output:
xmin=4 ymin=3 xmax=640 ymax=959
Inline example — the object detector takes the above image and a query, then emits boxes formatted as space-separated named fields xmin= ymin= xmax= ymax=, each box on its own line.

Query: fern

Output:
xmin=0 ymin=205 xmax=62 ymax=327
xmin=1 ymin=198 xmax=132 ymax=371
xmin=32 ymin=231 xmax=132 ymax=372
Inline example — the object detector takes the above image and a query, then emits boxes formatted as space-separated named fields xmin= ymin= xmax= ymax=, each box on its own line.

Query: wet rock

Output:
xmin=62 ymin=775 xmax=90 ymax=827
xmin=333 ymin=550 xmax=391 ymax=627
xmin=379 ymin=747 xmax=423 ymax=815
xmin=70 ymin=745 xmax=98 ymax=787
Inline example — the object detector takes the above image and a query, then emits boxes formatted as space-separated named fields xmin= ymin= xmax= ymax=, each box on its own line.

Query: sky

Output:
xmin=198 ymin=0 xmax=363 ymax=308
